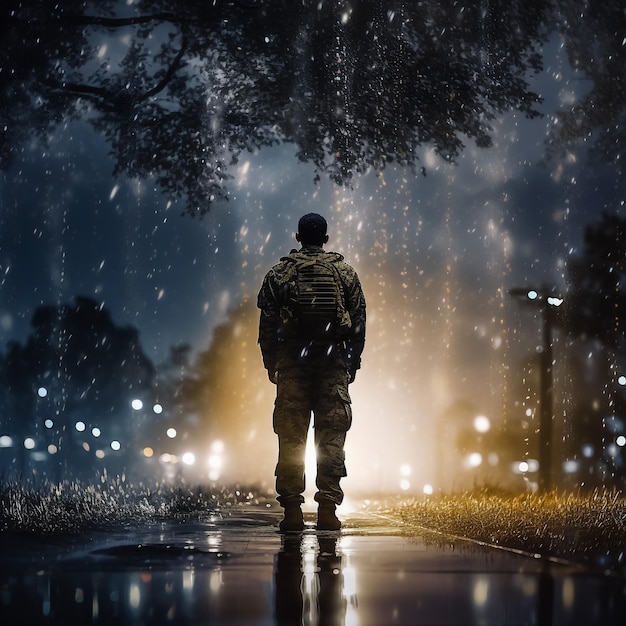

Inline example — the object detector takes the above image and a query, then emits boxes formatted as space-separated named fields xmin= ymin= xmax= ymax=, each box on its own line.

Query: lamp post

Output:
xmin=509 ymin=287 xmax=563 ymax=492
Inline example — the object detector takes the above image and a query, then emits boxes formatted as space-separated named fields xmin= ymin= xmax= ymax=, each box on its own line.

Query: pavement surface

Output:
xmin=1 ymin=506 xmax=625 ymax=625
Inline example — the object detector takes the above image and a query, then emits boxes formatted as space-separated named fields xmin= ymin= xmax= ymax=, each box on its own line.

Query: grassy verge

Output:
xmin=380 ymin=489 xmax=626 ymax=574
xmin=0 ymin=477 xmax=274 ymax=535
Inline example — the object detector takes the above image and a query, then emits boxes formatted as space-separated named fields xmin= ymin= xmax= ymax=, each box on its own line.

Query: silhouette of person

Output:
xmin=258 ymin=213 xmax=366 ymax=531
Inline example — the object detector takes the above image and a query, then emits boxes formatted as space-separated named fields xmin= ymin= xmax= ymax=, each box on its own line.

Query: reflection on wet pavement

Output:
xmin=1 ymin=508 xmax=625 ymax=625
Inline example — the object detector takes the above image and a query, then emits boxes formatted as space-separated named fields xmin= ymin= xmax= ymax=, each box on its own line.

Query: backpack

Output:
xmin=280 ymin=253 xmax=352 ymax=340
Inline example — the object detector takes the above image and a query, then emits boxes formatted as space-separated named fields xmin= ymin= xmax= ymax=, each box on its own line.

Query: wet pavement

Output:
xmin=1 ymin=506 xmax=625 ymax=625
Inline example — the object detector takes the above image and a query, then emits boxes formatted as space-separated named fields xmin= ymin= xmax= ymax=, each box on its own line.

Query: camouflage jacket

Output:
xmin=257 ymin=245 xmax=366 ymax=375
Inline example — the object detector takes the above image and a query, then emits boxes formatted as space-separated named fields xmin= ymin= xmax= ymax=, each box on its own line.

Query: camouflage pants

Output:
xmin=273 ymin=363 xmax=352 ymax=506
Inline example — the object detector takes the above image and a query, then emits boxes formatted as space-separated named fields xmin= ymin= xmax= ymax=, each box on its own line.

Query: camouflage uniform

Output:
xmin=257 ymin=245 xmax=366 ymax=506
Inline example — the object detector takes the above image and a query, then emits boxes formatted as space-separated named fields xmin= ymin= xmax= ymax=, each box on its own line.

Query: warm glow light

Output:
xmin=208 ymin=454 xmax=222 ymax=470
xmin=143 ymin=446 xmax=154 ymax=458
xmin=182 ymin=451 xmax=196 ymax=465
xmin=48 ymin=444 xmax=57 ymax=454
xmin=466 ymin=452 xmax=483 ymax=468
xmin=473 ymin=415 xmax=490 ymax=433
xmin=305 ymin=425 xmax=317 ymax=488
xmin=0 ymin=435 xmax=13 ymax=448
xmin=211 ymin=439 xmax=225 ymax=454
xmin=518 ymin=461 xmax=529 ymax=473
xmin=400 ymin=463 xmax=411 ymax=477
xmin=423 ymin=484 xmax=434 ymax=495
xmin=24 ymin=437 xmax=36 ymax=450
xmin=400 ymin=478 xmax=411 ymax=491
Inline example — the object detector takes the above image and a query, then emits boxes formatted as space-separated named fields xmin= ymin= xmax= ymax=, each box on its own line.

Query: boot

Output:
xmin=279 ymin=503 xmax=304 ymax=532
xmin=317 ymin=502 xmax=341 ymax=531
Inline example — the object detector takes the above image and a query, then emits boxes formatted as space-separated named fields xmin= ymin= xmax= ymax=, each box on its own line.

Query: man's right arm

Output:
xmin=257 ymin=270 xmax=281 ymax=382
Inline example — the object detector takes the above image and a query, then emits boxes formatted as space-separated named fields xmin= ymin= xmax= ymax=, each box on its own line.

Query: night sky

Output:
xmin=1 ymin=7 xmax=624 ymax=494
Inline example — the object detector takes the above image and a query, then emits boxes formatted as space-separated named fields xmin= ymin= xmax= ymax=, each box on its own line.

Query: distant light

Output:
xmin=525 ymin=458 xmax=540 ymax=473
xmin=75 ymin=421 xmax=86 ymax=432
xmin=153 ymin=403 xmax=163 ymax=414
xmin=487 ymin=452 xmax=499 ymax=466
xmin=182 ymin=452 xmax=196 ymax=466
xmin=400 ymin=463 xmax=411 ymax=477
xmin=208 ymin=470 xmax=220 ymax=481
xmin=24 ymin=437 xmax=36 ymax=450
xmin=211 ymin=439 xmax=225 ymax=454
xmin=582 ymin=444 xmax=594 ymax=458
xmin=143 ymin=447 xmax=154 ymax=458
xmin=48 ymin=444 xmax=58 ymax=455
xmin=131 ymin=399 xmax=143 ymax=411
xmin=518 ymin=461 xmax=529 ymax=473
xmin=466 ymin=452 xmax=483 ymax=468
xmin=399 ymin=478 xmax=411 ymax=491
xmin=0 ymin=435 xmax=13 ymax=448
xmin=92 ymin=427 xmax=101 ymax=438
xmin=160 ymin=453 xmax=173 ymax=463
xmin=617 ymin=436 xmax=626 ymax=447
xmin=618 ymin=375 xmax=626 ymax=386
xmin=563 ymin=459 xmax=579 ymax=474
xmin=423 ymin=484 xmax=434 ymax=495
xmin=44 ymin=419 xmax=54 ymax=429
xmin=527 ymin=290 xmax=538 ymax=300
xmin=95 ymin=449 xmax=105 ymax=459
xmin=110 ymin=440 xmax=121 ymax=451
xmin=547 ymin=297 xmax=563 ymax=307
xmin=208 ymin=454 xmax=223 ymax=471
xmin=37 ymin=387 xmax=48 ymax=398
xmin=166 ymin=428 xmax=177 ymax=439
xmin=473 ymin=415 xmax=491 ymax=433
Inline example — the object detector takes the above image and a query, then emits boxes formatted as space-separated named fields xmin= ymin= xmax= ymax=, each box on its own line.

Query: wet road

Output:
xmin=1 ymin=506 xmax=625 ymax=625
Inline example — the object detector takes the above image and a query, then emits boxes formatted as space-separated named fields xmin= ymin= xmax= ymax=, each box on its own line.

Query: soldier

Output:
xmin=257 ymin=213 xmax=366 ymax=531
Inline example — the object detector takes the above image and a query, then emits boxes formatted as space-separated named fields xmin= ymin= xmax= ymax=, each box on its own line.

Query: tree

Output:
xmin=547 ymin=1 xmax=626 ymax=163
xmin=1 ymin=296 xmax=155 ymax=477
xmin=181 ymin=298 xmax=276 ymax=485
xmin=2 ymin=0 xmax=551 ymax=215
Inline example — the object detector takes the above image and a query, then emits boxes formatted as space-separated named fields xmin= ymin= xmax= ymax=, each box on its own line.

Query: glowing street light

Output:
xmin=509 ymin=285 xmax=563 ymax=492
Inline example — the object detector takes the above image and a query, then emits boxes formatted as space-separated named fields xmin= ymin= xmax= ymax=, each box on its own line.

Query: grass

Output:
xmin=0 ymin=476 xmax=275 ymax=535
xmin=379 ymin=489 xmax=626 ymax=574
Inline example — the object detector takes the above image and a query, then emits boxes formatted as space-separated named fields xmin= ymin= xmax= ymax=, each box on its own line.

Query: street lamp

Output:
xmin=509 ymin=286 xmax=563 ymax=492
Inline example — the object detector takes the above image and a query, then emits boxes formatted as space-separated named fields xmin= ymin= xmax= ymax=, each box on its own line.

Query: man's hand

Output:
xmin=268 ymin=369 xmax=279 ymax=384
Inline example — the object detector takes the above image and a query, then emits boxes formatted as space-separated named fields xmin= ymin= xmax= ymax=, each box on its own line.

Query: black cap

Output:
xmin=297 ymin=213 xmax=327 ymax=245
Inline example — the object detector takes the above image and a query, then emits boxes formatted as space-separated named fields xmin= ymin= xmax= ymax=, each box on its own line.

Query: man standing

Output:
xmin=257 ymin=213 xmax=366 ymax=531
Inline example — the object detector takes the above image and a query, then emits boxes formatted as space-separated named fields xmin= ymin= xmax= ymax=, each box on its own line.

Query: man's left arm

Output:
xmin=344 ymin=270 xmax=366 ymax=382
